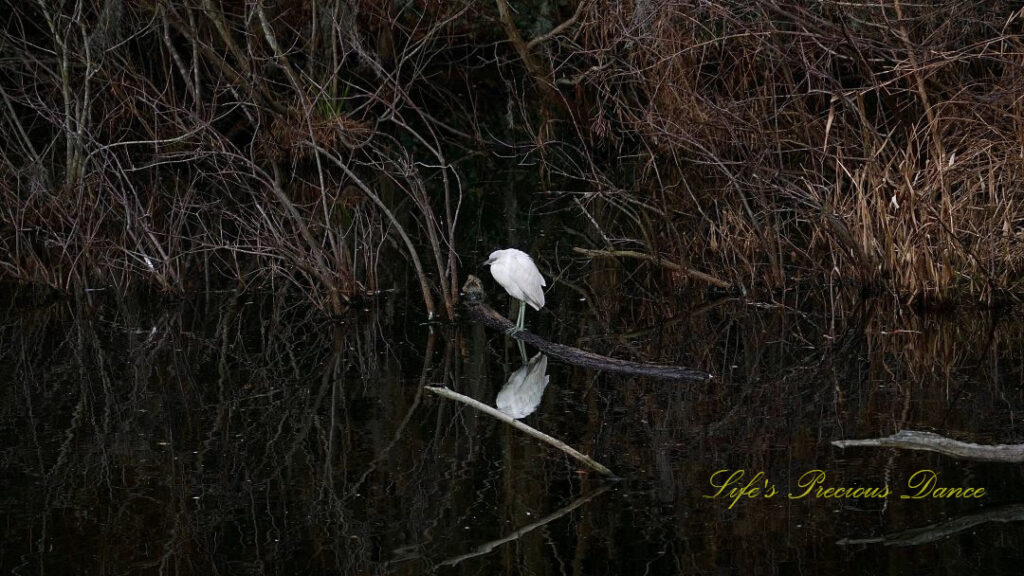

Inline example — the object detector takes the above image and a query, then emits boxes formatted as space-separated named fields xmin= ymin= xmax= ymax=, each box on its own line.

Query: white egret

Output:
xmin=483 ymin=248 xmax=546 ymax=334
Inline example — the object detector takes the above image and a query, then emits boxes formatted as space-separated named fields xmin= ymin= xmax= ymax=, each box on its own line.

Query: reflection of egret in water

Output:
xmin=496 ymin=353 xmax=549 ymax=419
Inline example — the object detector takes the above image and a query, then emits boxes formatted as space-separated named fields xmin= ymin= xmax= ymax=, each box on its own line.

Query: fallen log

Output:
xmin=462 ymin=275 xmax=713 ymax=382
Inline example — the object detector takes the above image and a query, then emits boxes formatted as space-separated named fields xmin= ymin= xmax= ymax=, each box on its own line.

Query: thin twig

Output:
xmin=573 ymin=247 xmax=732 ymax=289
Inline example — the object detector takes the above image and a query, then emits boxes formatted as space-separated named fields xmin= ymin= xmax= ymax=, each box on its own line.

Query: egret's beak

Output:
xmin=482 ymin=256 xmax=495 ymax=266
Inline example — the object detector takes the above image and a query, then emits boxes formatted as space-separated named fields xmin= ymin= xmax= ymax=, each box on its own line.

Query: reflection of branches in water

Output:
xmin=0 ymin=293 xmax=447 ymax=574
xmin=649 ymin=292 xmax=1018 ymax=450
xmin=435 ymin=483 xmax=612 ymax=567
xmin=3 ymin=286 xmax=1024 ymax=574
xmin=6 ymin=291 xmax=635 ymax=574
xmin=838 ymin=504 xmax=1024 ymax=547
xmin=583 ymin=290 xmax=1024 ymax=552
xmin=344 ymin=332 xmax=435 ymax=499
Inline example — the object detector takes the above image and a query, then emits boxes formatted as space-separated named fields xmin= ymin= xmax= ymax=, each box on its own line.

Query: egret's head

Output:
xmin=482 ymin=249 xmax=504 ymax=266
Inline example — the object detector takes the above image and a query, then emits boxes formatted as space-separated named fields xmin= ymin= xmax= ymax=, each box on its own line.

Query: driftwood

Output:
xmin=832 ymin=430 xmax=1024 ymax=463
xmin=462 ymin=275 xmax=713 ymax=382
xmin=425 ymin=386 xmax=616 ymax=477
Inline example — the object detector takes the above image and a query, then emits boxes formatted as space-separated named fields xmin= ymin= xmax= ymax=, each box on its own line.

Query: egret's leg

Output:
xmin=505 ymin=300 xmax=521 ymax=336
xmin=516 ymin=299 xmax=526 ymax=331
xmin=516 ymin=339 xmax=528 ymax=364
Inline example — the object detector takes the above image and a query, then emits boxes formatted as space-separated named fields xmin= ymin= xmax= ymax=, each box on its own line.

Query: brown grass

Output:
xmin=0 ymin=0 xmax=472 ymax=316
xmin=1 ymin=1 xmax=1021 ymax=312
xmin=555 ymin=1 xmax=1024 ymax=304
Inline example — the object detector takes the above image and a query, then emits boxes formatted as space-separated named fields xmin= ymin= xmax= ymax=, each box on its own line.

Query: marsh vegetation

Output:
xmin=2 ymin=1 xmax=1021 ymax=312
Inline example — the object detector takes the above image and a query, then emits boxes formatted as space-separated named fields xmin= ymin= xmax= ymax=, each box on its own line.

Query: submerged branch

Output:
xmin=425 ymin=385 xmax=615 ymax=477
xmin=837 ymin=504 xmax=1024 ymax=547
xmin=832 ymin=430 xmax=1024 ymax=463
xmin=462 ymin=275 xmax=713 ymax=382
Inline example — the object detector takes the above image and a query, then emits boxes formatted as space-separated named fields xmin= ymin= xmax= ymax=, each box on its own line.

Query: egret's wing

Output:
xmin=488 ymin=249 xmax=547 ymax=310
xmin=512 ymin=253 xmax=546 ymax=310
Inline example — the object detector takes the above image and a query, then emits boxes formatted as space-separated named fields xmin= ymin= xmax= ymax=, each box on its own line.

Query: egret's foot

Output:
xmin=505 ymin=326 xmax=524 ymax=338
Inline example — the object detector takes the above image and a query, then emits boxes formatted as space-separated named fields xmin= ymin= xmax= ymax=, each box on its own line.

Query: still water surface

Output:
xmin=2 ymin=285 xmax=1022 ymax=574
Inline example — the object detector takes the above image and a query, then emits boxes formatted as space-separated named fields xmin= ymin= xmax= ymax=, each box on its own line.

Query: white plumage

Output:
xmin=484 ymin=248 xmax=546 ymax=332
xmin=496 ymin=353 xmax=549 ymax=419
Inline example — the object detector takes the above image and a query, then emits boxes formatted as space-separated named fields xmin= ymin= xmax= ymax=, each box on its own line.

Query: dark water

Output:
xmin=2 ymin=283 xmax=1023 ymax=575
